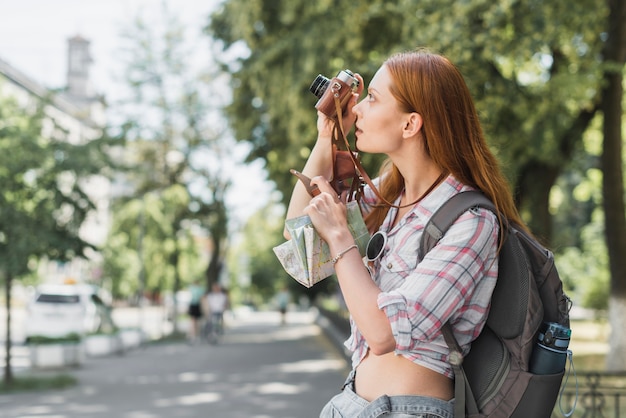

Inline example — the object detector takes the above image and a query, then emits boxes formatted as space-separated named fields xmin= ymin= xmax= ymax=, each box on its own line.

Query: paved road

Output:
xmin=0 ymin=309 xmax=351 ymax=418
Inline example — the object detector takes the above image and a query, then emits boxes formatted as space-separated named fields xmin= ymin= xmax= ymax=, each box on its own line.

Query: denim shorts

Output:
xmin=319 ymin=370 xmax=454 ymax=418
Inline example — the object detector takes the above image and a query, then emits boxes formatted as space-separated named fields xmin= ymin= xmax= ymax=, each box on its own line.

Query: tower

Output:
xmin=66 ymin=35 xmax=93 ymax=99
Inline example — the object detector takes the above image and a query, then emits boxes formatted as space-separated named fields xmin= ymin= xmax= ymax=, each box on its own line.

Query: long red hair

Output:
xmin=364 ymin=48 xmax=525 ymax=233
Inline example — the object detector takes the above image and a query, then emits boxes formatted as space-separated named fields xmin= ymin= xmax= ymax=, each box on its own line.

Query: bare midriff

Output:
xmin=354 ymin=350 xmax=453 ymax=402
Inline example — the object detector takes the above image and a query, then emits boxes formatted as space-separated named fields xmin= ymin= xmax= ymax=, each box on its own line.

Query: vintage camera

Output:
xmin=309 ymin=69 xmax=359 ymax=119
xmin=529 ymin=322 xmax=571 ymax=375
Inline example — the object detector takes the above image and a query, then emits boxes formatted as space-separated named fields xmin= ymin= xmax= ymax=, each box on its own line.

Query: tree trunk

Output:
xmin=602 ymin=0 xmax=626 ymax=371
xmin=516 ymin=162 xmax=559 ymax=245
xmin=171 ymin=248 xmax=181 ymax=334
xmin=206 ymin=239 xmax=222 ymax=289
xmin=516 ymin=107 xmax=598 ymax=247
xmin=205 ymin=195 xmax=228 ymax=289
xmin=3 ymin=273 xmax=13 ymax=385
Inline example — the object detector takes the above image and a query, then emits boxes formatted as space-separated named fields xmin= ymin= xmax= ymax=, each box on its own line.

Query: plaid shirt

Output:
xmin=346 ymin=175 xmax=499 ymax=378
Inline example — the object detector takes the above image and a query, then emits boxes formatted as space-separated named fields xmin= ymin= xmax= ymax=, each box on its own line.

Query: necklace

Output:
xmin=405 ymin=171 xmax=448 ymax=206
xmin=374 ymin=171 xmax=448 ymax=209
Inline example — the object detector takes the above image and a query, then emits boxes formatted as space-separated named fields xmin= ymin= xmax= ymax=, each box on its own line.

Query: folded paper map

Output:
xmin=273 ymin=201 xmax=370 ymax=287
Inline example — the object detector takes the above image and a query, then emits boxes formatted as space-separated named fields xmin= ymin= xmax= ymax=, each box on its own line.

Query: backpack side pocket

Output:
xmin=510 ymin=370 xmax=564 ymax=418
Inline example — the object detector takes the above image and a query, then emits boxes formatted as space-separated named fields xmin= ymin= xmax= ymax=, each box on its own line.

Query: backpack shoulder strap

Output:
xmin=442 ymin=324 xmax=479 ymax=417
xmin=422 ymin=191 xmax=497 ymax=418
xmin=420 ymin=191 xmax=496 ymax=256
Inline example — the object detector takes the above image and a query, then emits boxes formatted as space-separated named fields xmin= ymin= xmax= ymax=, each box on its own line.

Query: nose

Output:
xmin=352 ymin=98 xmax=363 ymax=117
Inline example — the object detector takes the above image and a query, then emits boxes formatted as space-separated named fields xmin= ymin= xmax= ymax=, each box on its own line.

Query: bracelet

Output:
xmin=331 ymin=244 xmax=358 ymax=265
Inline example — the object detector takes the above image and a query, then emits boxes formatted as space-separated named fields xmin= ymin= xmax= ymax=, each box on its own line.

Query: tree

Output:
xmin=0 ymin=92 xmax=111 ymax=385
xmin=102 ymin=185 xmax=203 ymax=300
xmin=235 ymin=203 xmax=287 ymax=302
xmin=106 ymin=4 xmax=236 ymax=321
xmin=423 ymin=0 xmax=605 ymax=243
xmin=600 ymin=0 xmax=626 ymax=370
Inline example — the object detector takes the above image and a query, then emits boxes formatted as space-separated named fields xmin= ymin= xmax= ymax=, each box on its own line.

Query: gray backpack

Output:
xmin=421 ymin=191 xmax=572 ymax=418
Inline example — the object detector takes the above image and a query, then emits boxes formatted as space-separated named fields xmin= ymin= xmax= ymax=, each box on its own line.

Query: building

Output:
xmin=0 ymin=35 xmax=110 ymax=284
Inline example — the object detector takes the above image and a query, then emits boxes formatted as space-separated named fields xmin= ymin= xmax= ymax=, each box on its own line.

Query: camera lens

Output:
xmin=310 ymin=75 xmax=330 ymax=99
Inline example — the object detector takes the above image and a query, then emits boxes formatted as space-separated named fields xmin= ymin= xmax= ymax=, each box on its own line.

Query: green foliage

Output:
xmin=0 ymin=374 xmax=77 ymax=393
xmin=228 ymin=202 xmax=287 ymax=302
xmin=0 ymin=77 xmax=115 ymax=386
xmin=102 ymin=185 xmax=205 ymax=299
xmin=556 ymin=208 xmax=610 ymax=310
xmin=0 ymin=86 xmax=112 ymax=278
xmin=26 ymin=333 xmax=82 ymax=345
xmin=104 ymin=4 xmax=235 ymax=300
xmin=550 ymin=114 xmax=611 ymax=309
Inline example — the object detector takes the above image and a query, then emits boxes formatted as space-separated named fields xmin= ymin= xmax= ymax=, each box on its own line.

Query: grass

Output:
xmin=0 ymin=374 xmax=77 ymax=393
xmin=26 ymin=333 xmax=82 ymax=345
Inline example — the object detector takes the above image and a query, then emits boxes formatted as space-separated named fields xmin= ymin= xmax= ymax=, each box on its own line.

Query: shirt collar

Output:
xmin=379 ymin=175 xmax=472 ymax=231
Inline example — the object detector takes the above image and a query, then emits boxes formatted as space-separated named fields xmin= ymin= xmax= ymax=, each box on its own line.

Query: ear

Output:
xmin=402 ymin=112 xmax=423 ymax=138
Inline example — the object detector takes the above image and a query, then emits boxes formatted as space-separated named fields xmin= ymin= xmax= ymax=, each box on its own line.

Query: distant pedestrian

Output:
xmin=187 ymin=280 xmax=204 ymax=342
xmin=206 ymin=283 xmax=229 ymax=336
xmin=275 ymin=286 xmax=290 ymax=325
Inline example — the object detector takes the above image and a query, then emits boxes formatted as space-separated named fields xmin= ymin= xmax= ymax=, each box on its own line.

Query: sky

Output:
xmin=0 ymin=0 xmax=215 ymax=93
xmin=0 ymin=0 xmax=276 ymax=226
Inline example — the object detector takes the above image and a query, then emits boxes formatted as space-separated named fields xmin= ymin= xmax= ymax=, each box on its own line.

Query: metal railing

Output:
xmin=552 ymin=371 xmax=626 ymax=418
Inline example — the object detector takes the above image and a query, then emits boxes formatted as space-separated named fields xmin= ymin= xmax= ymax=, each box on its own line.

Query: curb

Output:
xmin=312 ymin=307 xmax=351 ymax=364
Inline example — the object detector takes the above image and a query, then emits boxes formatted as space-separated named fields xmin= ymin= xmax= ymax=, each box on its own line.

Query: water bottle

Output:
xmin=529 ymin=322 xmax=571 ymax=375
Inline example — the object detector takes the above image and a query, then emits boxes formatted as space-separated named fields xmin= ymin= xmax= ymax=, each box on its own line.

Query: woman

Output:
xmin=285 ymin=48 xmax=527 ymax=417
xmin=186 ymin=280 xmax=204 ymax=342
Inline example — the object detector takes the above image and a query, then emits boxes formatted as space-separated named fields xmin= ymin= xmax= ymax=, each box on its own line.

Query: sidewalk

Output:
xmin=0 ymin=308 xmax=350 ymax=418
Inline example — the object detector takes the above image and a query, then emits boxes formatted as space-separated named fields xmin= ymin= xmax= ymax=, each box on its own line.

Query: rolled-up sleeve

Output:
xmin=378 ymin=291 xmax=414 ymax=350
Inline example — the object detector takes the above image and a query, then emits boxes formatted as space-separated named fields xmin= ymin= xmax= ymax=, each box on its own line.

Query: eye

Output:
xmin=367 ymin=93 xmax=374 ymax=101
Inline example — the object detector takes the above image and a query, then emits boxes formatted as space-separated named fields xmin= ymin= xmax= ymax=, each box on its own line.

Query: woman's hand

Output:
xmin=303 ymin=177 xmax=353 ymax=252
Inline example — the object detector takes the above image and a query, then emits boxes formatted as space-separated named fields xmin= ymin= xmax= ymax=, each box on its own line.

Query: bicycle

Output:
xmin=202 ymin=312 xmax=224 ymax=345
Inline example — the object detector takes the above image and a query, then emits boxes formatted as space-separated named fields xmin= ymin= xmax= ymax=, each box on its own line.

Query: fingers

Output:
xmin=304 ymin=177 xmax=349 ymax=241
xmin=310 ymin=176 xmax=340 ymax=201
xmin=355 ymin=73 xmax=365 ymax=95
xmin=303 ymin=188 xmax=333 ymax=218
xmin=302 ymin=178 xmax=341 ymax=223
xmin=317 ymin=111 xmax=336 ymax=137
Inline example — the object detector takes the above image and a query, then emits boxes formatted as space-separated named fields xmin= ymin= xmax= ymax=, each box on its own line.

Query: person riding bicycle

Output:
xmin=206 ymin=283 xmax=229 ymax=337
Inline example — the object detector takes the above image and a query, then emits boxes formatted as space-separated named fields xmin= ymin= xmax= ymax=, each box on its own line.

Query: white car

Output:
xmin=24 ymin=283 xmax=116 ymax=343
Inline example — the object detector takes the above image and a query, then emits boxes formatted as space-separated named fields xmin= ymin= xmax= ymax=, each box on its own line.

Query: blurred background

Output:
xmin=0 ymin=0 xmax=625 ymax=398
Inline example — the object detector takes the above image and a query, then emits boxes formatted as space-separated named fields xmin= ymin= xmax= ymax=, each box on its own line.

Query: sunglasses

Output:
xmin=366 ymin=230 xmax=388 ymax=262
